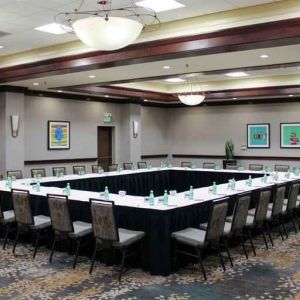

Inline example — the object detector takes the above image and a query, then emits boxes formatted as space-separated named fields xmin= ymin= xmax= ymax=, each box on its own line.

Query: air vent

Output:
xmin=0 ymin=31 xmax=11 ymax=38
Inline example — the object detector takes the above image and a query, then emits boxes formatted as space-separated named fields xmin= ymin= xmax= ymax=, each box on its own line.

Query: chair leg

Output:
xmin=139 ymin=240 xmax=144 ymax=269
xmin=281 ymin=220 xmax=289 ymax=239
xmin=195 ymin=247 xmax=207 ymax=281
xmin=277 ymin=222 xmax=285 ymax=240
xmin=261 ymin=231 xmax=269 ymax=250
xmin=3 ymin=223 xmax=10 ymax=250
xmin=265 ymin=223 xmax=274 ymax=247
xmin=173 ymin=241 xmax=178 ymax=271
xmin=49 ymin=236 xmax=57 ymax=264
xmin=291 ymin=217 xmax=298 ymax=233
xmin=118 ymin=247 xmax=127 ymax=281
xmin=240 ymin=236 xmax=248 ymax=259
xmin=89 ymin=244 xmax=98 ymax=274
xmin=32 ymin=230 xmax=41 ymax=259
xmin=223 ymin=241 xmax=233 ymax=267
xmin=12 ymin=227 xmax=20 ymax=254
xmin=217 ymin=247 xmax=226 ymax=272
xmin=73 ymin=238 xmax=81 ymax=269
xmin=247 ymin=229 xmax=256 ymax=256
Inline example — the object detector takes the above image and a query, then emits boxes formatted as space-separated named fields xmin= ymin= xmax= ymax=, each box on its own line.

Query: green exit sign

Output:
xmin=103 ymin=113 xmax=112 ymax=124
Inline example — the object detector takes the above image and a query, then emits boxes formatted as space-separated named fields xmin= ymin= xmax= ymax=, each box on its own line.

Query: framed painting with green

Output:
xmin=247 ymin=123 xmax=270 ymax=148
xmin=280 ymin=123 xmax=300 ymax=148
xmin=48 ymin=121 xmax=70 ymax=150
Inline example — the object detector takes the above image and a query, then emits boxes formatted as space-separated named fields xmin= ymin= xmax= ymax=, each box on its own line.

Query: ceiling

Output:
xmin=1 ymin=0 xmax=300 ymax=105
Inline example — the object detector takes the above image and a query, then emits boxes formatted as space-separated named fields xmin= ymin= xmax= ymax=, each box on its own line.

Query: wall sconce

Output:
xmin=11 ymin=115 xmax=20 ymax=138
xmin=133 ymin=121 xmax=139 ymax=139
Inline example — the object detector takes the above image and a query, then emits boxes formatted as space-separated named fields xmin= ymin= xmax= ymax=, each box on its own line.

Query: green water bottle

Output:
xmin=36 ymin=180 xmax=41 ymax=192
xmin=66 ymin=183 xmax=71 ymax=196
xmin=189 ymin=186 xmax=194 ymax=200
xmin=163 ymin=190 xmax=168 ymax=206
xmin=212 ymin=181 xmax=217 ymax=194
xmin=248 ymin=175 xmax=252 ymax=187
xmin=104 ymin=186 xmax=109 ymax=200
xmin=149 ymin=190 xmax=155 ymax=206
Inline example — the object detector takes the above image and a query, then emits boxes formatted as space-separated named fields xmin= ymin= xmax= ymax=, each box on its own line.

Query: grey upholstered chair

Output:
xmin=6 ymin=170 xmax=23 ymax=180
xmin=89 ymin=199 xmax=145 ymax=281
xmin=171 ymin=198 xmax=229 ymax=281
xmin=274 ymin=164 xmax=290 ymax=172
xmin=47 ymin=194 xmax=92 ymax=269
xmin=226 ymin=163 xmax=238 ymax=170
xmin=73 ymin=165 xmax=86 ymax=175
xmin=12 ymin=189 xmax=51 ymax=258
xmin=109 ymin=164 xmax=118 ymax=172
xmin=31 ymin=168 xmax=46 ymax=178
xmin=137 ymin=162 xmax=147 ymax=169
xmin=123 ymin=163 xmax=133 ymax=170
xmin=181 ymin=161 xmax=192 ymax=168
xmin=91 ymin=165 xmax=104 ymax=173
xmin=202 ymin=162 xmax=216 ymax=169
xmin=0 ymin=202 xmax=15 ymax=250
xmin=249 ymin=164 xmax=263 ymax=171
xmin=52 ymin=167 xmax=66 ymax=176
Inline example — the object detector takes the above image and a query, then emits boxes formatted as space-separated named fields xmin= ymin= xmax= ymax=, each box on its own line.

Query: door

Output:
xmin=97 ymin=126 xmax=112 ymax=172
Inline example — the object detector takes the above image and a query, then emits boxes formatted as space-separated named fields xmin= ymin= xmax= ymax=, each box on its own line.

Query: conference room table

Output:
xmin=0 ymin=167 xmax=298 ymax=275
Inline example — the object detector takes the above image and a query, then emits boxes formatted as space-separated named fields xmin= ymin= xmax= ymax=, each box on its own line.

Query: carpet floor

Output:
xmin=0 ymin=232 xmax=299 ymax=300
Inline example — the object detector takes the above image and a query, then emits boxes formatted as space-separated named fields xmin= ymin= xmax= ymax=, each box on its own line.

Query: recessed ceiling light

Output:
xmin=104 ymin=95 xmax=109 ymax=98
xmin=289 ymin=94 xmax=294 ymax=97
xmin=57 ymin=90 xmax=63 ymax=93
xmin=136 ymin=0 xmax=185 ymax=12
xmin=89 ymin=75 xmax=96 ymax=78
xmin=226 ymin=71 xmax=249 ymax=78
xmin=233 ymin=97 xmax=237 ymax=100
xmin=0 ymin=46 xmax=3 ymax=49
xmin=260 ymin=54 xmax=269 ymax=58
xmin=144 ymin=99 xmax=149 ymax=102
xmin=163 ymin=66 xmax=171 ymax=69
xmin=34 ymin=23 xmax=70 ymax=35
xmin=165 ymin=77 xmax=185 ymax=83
xmin=33 ymin=82 xmax=39 ymax=86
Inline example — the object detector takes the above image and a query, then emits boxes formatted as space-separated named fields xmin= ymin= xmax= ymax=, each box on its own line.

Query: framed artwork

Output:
xmin=280 ymin=123 xmax=300 ymax=148
xmin=247 ymin=123 xmax=270 ymax=148
xmin=48 ymin=121 xmax=70 ymax=150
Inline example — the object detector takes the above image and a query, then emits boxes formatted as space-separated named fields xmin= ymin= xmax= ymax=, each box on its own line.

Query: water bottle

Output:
xmin=231 ymin=179 xmax=236 ymax=190
xmin=117 ymin=166 xmax=121 ymax=173
xmin=104 ymin=186 xmax=109 ymax=200
xmin=66 ymin=183 xmax=71 ymax=196
xmin=163 ymin=190 xmax=168 ymax=206
xmin=149 ymin=190 xmax=155 ymax=206
xmin=36 ymin=180 xmax=41 ymax=192
xmin=212 ymin=181 xmax=217 ymax=194
xmin=189 ymin=186 xmax=194 ymax=200
xmin=248 ymin=175 xmax=252 ymax=187
xmin=6 ymin=176 xmax=12 ymax=190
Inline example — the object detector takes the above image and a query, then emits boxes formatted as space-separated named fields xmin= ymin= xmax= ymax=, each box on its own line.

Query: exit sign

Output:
xmin=103 ymin=113 xmax=112 ymax=124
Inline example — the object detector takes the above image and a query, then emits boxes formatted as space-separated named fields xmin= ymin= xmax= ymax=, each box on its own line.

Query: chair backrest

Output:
xmin=254 ymin=189 xmax=271 ymax=223
xmin=274 ymin=164 xmax=289 ymax=172
xmin=231 ymin=193 xmax=251 ymax=233
xmin=109 ymin=164 xmax=118 ymax=172
xmin=89 ymin=199 xmax=119 ymax=242
xmin=123 ymin=163 xmax=133 ymax=170
xmin=271 ymin=184 xmax=286 ymax=216
xmin=12 ymin=189 xmax=33 ymax=226
xmin=73 ymin=165 xmax=86 ymax=175
xmin=137 ymin=162 xmax=147 ymax=169
xmin=205 ymin=198 xmax=228 ymax=243
xmin=181 ymin=161 xmax=192 ymax=168
xmin=31 ymin=168 xmax=46 ymax=178
xmin=226 ymin=163 xmax=238 ymax=170
xmin=203 ymin=162 xmax=216 ymax=169
xmin=52 ymin=167 xmax=66 ymax=176
xmin=47 ymin=194 xmax=73 ymax=233
xmin=286 ymin=182 xmax=300 ymax=210
xmin=91 ymin=165 xmax=103 ymax=173
xmin=7 ymin=170 xmax=23 ymax=180
xmin=249 ymin=164 xmax=263 ymax=171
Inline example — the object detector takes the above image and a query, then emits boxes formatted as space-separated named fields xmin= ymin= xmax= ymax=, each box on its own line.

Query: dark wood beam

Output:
xmin=1 ymin=18 xmax=300 ymax=83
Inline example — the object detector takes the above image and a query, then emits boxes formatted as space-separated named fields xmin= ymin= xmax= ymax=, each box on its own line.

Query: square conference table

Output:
xmin=0 ymin=167 xmax=298 ymax=275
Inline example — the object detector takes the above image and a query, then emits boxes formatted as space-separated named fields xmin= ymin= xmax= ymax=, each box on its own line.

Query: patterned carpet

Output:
xmin=0 ymin=233 xmax=300 ymax=300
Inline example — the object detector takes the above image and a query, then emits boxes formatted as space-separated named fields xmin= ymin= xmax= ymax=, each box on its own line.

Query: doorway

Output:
xmin=97 ymin=126 xmax=113 ymax=171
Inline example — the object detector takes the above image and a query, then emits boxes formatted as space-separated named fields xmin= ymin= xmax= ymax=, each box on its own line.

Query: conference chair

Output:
xmin=226 ymin=163 xmax=238 ymax=170
xmin=137 ymin=162 xmax=147 ymax=169
xmin=12 ymin=189 xmax=51 ymax=258
xmin=181 ymin=161 xmax=192 ymax=168
xmin=0 ymin=202 xmax=15 ymax=250
xmin=89 ymin=199 xmax=145 ymax=281
xmin=47 ymin=194 xmax=92 ymax=269
xmin=274 ymin=164 xmax=290 ymax=172
xmin=202 ymin=162 xmax=216 ymax=169
xmin=91 ymin=165 xmax=104 ymax=173
xmin=52 ymin=167 xmax=66 ymax=176
xmin=73 ymin=165 xmax=86 ymax=175
xmin=109 ymin=164 xmax=118 ymax=172
xmin=171 ymin=198 xmax=229 ymax=281
xmin=6 ymin=170 xmax=23 ymax=180
xmin=31 ymin=168 xmax=46 ymax=178
xmin=249 ymin=164 xmax=264 ymax=171
xmin=123 ymin=163 xmax=133 ymax=170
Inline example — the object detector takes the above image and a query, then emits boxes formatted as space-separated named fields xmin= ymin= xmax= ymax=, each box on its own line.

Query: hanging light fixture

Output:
xmin=177 ymin=65 xmax=205 ymax=106
xmin=55 ymin=0 xmax=159 ymax=51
